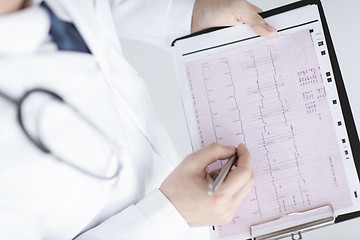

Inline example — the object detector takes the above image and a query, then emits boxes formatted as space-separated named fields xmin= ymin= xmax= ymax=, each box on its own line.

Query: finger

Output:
xmin=231 ymin=176 xmax=255 ymax=210
xmin=219 ymin=144 xmax=253 ymax=193
xmin=234 ymin=143 xmax=250 ymax=167
xmin=192 ymin=143 xmax=237 ymax=169
xmin=227 ymin=1 xmax=262 ymax=26
xmin=246 ymin=1 xmax=263 ymax=13
xmin=214 ymin=176 xmax=255 ymax=225
xmin=242 ymin=11 xmax=277 ymax=37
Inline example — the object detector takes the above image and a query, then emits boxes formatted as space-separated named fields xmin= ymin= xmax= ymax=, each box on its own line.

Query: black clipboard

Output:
xmin=172 ymin=0 xmax=360 ymax=238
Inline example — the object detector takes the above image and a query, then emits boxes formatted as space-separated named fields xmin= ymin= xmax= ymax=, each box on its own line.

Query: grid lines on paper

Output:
xmin=184 ymin=29 xmax=352 ymax=239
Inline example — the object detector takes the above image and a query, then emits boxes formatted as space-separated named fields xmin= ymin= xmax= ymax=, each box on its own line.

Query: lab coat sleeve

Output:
xmin=76 ymin=189 xmax=190 ymax=240
xmin=0 ymin=207 xmax=42 ymax=240
xmin=108 ymin=0 xmax=196 ymax=45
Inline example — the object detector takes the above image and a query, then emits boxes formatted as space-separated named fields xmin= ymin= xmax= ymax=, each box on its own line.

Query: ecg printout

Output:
xmin=183 ymin=29 xmax=353 ymax=239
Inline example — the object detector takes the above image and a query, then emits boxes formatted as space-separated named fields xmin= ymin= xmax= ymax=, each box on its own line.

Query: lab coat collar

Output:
xmin=0 ymin=5 xmax=50 ymax=55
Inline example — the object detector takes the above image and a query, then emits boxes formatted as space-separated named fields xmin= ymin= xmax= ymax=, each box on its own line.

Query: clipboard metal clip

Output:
xmin=250 ymin=205 xmax=335 ymax=240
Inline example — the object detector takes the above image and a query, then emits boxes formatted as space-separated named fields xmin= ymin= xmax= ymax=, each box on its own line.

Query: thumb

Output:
xmin=242 ymin=11 xmax=277 ymax=37
xmin=192 ymin=143 xmax=236 ymax=170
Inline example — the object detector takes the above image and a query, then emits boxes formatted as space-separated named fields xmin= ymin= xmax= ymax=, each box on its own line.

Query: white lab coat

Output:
xmin=0 ymin=0 xmax=210 ymax=239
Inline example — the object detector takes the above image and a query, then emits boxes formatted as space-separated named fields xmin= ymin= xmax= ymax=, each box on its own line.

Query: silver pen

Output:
xmin=208 ymin=153 xmax=238 ymax=195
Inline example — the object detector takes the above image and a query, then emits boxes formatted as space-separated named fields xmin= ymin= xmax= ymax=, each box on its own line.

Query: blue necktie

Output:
xmin=41 ymin=2 xmax=91 ymax=54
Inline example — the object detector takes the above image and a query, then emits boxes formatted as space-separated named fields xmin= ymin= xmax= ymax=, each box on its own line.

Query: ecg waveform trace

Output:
xmin=184 ymin=30 xmax=352 ymax=239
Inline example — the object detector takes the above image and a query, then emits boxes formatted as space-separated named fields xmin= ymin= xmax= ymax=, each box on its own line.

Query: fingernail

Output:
xmin=266 ymin=25 xmax=277 ymax=32
xmin=226 ymin=146 xmax=236 ymax=152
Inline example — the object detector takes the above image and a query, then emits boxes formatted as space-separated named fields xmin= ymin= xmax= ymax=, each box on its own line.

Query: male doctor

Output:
xmin=0 ymin=0 xmax=276 ymax=239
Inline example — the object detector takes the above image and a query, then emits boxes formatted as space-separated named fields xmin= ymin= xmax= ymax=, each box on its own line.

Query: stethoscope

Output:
xmin=0 ymin=88 xmax=122 ymax=180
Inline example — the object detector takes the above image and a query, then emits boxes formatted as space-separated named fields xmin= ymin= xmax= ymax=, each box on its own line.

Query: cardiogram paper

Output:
xmin=172 ymin=4 xmax=360 ymax=239
xmin=182 ymin=28 xmax=353 ymax=239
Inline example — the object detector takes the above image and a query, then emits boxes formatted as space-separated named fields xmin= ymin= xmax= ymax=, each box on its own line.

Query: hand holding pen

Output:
xmin=208 ymin=152 xmax=238 ymax=195
xmin=160 ymin=143 xmax=254 ymax=226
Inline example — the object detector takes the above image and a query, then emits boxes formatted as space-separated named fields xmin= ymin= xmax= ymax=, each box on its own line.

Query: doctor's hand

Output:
xmin=160 ymin=143 xmax=254 ymax=226
xmin=191 ymin=0 xmax=277 ymax=37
